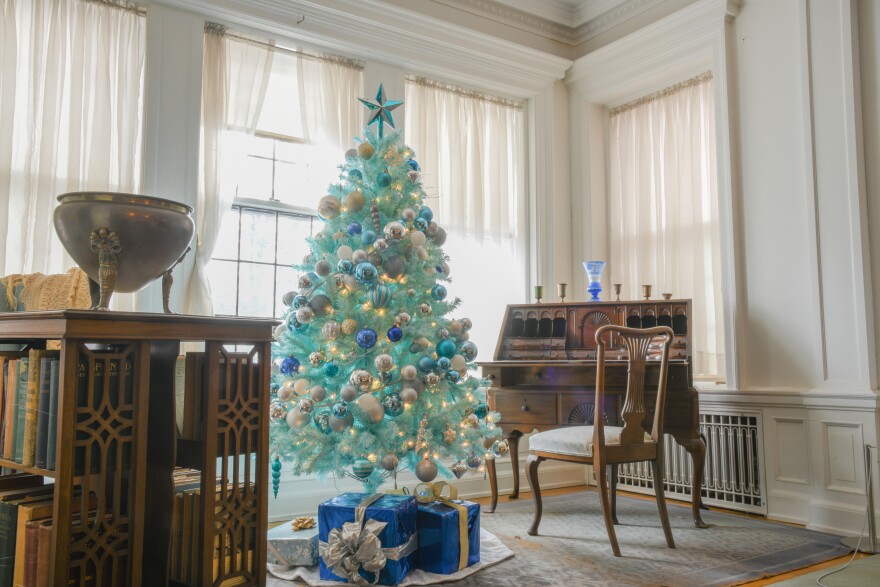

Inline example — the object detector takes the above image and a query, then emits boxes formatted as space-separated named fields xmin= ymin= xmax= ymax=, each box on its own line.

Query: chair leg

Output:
xmin=526 ymin=455 xmax=544 ymax=536
xmin=651 ymin=459 xmax=675 ymax=549
xmin=608 ymin=464 xmax=619 ymax=524
xmin=596 ymin=460 xmax=621 ymax=557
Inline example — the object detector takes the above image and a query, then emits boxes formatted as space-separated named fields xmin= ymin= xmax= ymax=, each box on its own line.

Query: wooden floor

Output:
xmin=469 ymin=484 xmax=869 ymax=586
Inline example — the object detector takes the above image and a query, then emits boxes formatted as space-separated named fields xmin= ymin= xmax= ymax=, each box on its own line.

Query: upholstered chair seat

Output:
xmin=528 ymin=426 xmax=652 ymax=458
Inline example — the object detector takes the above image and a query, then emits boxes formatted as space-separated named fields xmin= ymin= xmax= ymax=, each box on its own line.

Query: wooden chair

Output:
xmin=525 ymin=324 xmax=676 ymax=556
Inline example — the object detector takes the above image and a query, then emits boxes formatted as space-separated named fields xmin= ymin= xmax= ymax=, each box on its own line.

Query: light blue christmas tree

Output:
xmin=269 ymin=86 xmax=506 ymax=494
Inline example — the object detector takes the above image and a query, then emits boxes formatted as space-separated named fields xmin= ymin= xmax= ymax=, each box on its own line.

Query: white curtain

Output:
xmin=608 ymin=74 xmax=725 ymax=377
xmin=405 ymin=79 xmax=527 ymax=360
xmin=0 ymin=0 xmax=144 ymax=309
xmin=298 ymin=53 xmax=363 ymax=149
xmin=185 ymin=26 xmax=273 ymax=315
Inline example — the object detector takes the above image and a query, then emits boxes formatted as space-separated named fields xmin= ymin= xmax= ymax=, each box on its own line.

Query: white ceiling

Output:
xmin=491 ymin=0 xmax=631 ymax=28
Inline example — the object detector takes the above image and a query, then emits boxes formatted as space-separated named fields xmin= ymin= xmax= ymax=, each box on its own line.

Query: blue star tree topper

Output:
xmin=359 ymin=83 xmax=402 ymax=139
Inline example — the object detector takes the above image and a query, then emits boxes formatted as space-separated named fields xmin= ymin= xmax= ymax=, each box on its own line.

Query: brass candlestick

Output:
xmin=613 ymin=283 xmax=622 ymax=301
xmin=642 ymin=285 xmax=652 ymax=300
xmin=534 ymin=285 xmax=544 ymax=303
xmin=557 ymin=283 xmax=567 ymax=303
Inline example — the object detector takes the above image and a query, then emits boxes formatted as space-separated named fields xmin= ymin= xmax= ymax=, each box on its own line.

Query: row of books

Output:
xmin=0 ymin=351 xmax=61 ymax=471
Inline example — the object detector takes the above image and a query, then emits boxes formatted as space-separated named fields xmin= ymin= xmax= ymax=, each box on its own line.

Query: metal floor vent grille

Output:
xmin=616 ymin=413 xmax=765 ymax=513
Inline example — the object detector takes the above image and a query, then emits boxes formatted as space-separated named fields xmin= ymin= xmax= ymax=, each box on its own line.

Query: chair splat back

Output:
xmin=595 ymin=325 xmax=674 ymax=446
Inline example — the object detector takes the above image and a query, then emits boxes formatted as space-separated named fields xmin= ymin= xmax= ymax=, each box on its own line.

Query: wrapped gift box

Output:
xmin=416 ymin=498 xmax=480 ymax=574
xmin=318 ymin=493 xmax=418 ymax=585
xmin=267 ymin=522 xmax=319 ymax=567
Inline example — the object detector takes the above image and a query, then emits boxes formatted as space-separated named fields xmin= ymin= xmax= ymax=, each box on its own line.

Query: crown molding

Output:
xmin=151 ymin=0 xmax=572 ymax=96
xmin=573 ymin=0 xmax=667 ymax=44
xmin=566 ymin=0 xmax=735 ymax=104
xmin=431 ymin=0 xmax=578 ymax=43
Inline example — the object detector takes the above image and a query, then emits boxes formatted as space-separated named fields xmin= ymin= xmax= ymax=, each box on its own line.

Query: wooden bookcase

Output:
xmin=0 ymin=311 xmax=275 ymax=587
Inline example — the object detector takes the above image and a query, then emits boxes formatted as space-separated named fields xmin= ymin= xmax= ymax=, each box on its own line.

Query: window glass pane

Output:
xmin=256 ymin=51 xmax=303 ymax=139
xmin=213 ymin=208 xmax=240 ymax=260
xmin=277 ymin=214 xmax=313 ymax=266
xmin=207 ymin=260 xmax=239 ymax=316
xmin=239 ymin=208 xmax=277 ymax=263
xmin=235 ymin=153 xmax=273 ymax=200
xmin=275 ymin=267 xmax=300 ymax=318
xmin=274 ymin=157 xmax=311 ymax=206
xmin=237 ymin=262 xmax=276 ymax=317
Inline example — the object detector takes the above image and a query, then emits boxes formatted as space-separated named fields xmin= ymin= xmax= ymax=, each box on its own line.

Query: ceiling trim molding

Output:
xmin=573 ymin=0 xmax=668 ymax=44
xmin=431 ymin=0 xmax=577 ymax=43
xmin=152 ymin=0 xmax=572 ymax=96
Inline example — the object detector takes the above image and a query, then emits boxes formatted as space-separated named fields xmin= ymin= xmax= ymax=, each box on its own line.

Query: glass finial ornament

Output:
xmin=583 ymin=260 xmax=607 ymax=302
xmin=272 ymin=456 xmax=282 ymax=498
xmin=358 ymin=83 xmax=403 ymax=139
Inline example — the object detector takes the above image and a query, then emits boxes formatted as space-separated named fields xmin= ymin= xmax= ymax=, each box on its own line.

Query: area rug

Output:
xmin=771 ymin=554 xmax=878 ymax=586
xmin=269 ymin=489 xmax=850 ymax=587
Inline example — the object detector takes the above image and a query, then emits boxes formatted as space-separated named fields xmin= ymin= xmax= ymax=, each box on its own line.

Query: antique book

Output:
xmin=44 ymin=361 xmax=59 ymax=471
xmin=11 ymin=497 xmax=53 ymax=587
xmin=35 ymin=520 xmax=51 ymax=587
xmin=22 ymin=520 xmax=38 ymax=587
xmin=13 ymin=359 xmax=28 ymax=464
xmin=22 ymin=349 xmax=45 ymax=467
xmin=34 ymin=356 xmax=58 ymax=469
xmin=2 ymin=360 xmax=16 ymax=461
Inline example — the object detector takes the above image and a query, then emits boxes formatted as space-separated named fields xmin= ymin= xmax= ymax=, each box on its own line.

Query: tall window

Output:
xmin=405 ymin=77 xmax=527 ymax=357
xmin=205 ymin=37 xmax=362 ymax=317
xmin=608 ymin=73 xmax=725 ymax=379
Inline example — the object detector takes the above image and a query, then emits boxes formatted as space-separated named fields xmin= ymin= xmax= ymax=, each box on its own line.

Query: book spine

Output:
xmin=34 ymin=357 xmax=52 ymax=469
xmin=45 ymin=361 xmax=60 ymax=472
xmin=0 ymin=500 xmax=18 ymax=587
xmin=23 ymin=521 xmax=38 ymax=587
xmin=22 ymin=350 xmax=42 ymax=467
xmin=14 ymin=359 xmax=28 ymax=464
xmin=0 ymin=359 xmax=7 ymax=460
xmin=4 ymin=361 xmax=17 ymax=463
xmin=35 ymin=521 xmax=51 ymax=587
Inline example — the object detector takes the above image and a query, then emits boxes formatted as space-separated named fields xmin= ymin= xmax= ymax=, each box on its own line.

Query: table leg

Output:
xmin=487 ymin=457 xmax=498 ymax=513
xmin=508 ymin=431 xmax=524 ymax=499
xmin=675 ymin=435 xmax=708 ymax=528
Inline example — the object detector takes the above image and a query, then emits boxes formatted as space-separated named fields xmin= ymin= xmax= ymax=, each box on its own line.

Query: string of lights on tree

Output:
xmin=269 ymin=85 xmax=509 ymax=495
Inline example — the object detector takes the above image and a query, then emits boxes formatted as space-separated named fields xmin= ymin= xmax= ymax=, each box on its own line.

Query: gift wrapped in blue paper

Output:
xmin=413 ymin=482 xmax=480 ymax=574
xmin=318 ymin=493 xmax=418 ymax=585
xmin=267 ymin=522 xmax=319 ymax=566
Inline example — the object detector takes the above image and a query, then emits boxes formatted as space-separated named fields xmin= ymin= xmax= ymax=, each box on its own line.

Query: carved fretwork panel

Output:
xmin=68 ymin=344 xmax=143 ymax=587
xmin=209 ymin=348 xmax=263 ymax=587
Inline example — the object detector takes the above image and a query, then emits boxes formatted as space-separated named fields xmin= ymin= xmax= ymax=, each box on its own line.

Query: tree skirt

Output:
xmin=267 ymin=529 xmax=514 ymax=586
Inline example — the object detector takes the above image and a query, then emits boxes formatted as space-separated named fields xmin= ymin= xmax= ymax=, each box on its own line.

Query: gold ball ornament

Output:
xmin=345 ymin=189 xmax=365 ymax=211
xmin=358 ymin=141 xmax=375 ymax=159
xmin=448 ymin=320 xmax=463 ymax=335
xmin=317 ymin=195 xmax=342 ymax=220
xmin=341 ymin=318 xmax=358 ymax=334
xmin=442 ymin=425 xmax=457 ymax=445
xmin=425 ymin=373 xmax=440 ymax=386
xmin=410 ymin=231 xmax=427 ymax=247
xmin=395 ymin=312 xmax=411 ymax=326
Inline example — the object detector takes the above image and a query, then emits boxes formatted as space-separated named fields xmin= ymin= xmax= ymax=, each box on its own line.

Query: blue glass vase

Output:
xmin=583 ymin=261 xmax=606 ymax=302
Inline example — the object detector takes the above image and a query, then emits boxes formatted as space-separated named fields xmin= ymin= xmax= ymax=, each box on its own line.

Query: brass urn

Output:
xmin=53 ymin=192 xmax=194 ymax=311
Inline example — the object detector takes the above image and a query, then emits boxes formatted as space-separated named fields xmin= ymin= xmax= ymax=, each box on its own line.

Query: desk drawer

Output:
xmin=489 ymin=390 xmax=557 ymax=425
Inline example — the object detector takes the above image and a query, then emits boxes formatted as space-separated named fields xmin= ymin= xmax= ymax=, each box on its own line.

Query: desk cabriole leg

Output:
xmin=508 ymin=430 xmax=524 ymax=499
xmin=675 ymin=434 xmax=708 ymax=528
xmin=486 ymin=457 xmax=498 ymax=513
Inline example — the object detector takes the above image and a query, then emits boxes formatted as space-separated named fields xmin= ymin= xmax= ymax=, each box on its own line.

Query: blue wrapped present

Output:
xmin=267 ymin=522 xmax=319 ymax=566
xmin=413 ymin=482 xmax=480 ymax=574
xmin=318 ymin=493 xmax=418 ymax=585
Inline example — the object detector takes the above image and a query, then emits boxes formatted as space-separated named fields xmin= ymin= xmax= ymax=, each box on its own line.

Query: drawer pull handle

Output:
xmin=521 ymin=403 xmax=530 ymax=413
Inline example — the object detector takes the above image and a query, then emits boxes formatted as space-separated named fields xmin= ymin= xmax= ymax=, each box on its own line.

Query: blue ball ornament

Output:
xmin=347 ymin=221 xmax=362 ymax=236
xmin=418 ymin=206 xmax=433 ymax=222
xmin=337 ymin=259 xmax=354 ymax=274
xmin=356 ymin=328 xmax=378 ymax=349
xmin=435 ymin=357 xmax=451 ymax=371
xmin=417 ymin=356 xmax=436 ymax=373
xmin=323 ymin=362 xmax=340 ymax=377
xmin=459 ymin=341 xmax=478 ymax=362
xmin=431 ymin=285 xmax=447 ymax=301
xmin=348 ymin=169 xmax=363 ymax=180
xmin=292 ymin=295 xmax=308 ymax=309
xmin=352 ymin=458 xmax=374 ymax=479
xmin=407 ymin=159 xmax=420 ymax=172
xmin=383 ymin=393 xmax=403 ymax=417
xmin=280 ymin=356 xmax=300 ymax=375
xmin=445 ymin=370 xmax=460 ymax=383
xmin=361 ymin=230 xmax=377 ymax=245
xmin=313 ymin=410 xmax=332 ymax=434
xmin=331 ymin=402 xmax=349 ymax=419
xmin=368 ymin=284 xmax=392 ymax=308
xmin=387 ymin=326 xmax=403 ymax=342
xmin=377 ymin=172 xmax=392 ymax=187
xmin=436 ymin=339 xmax=457 ymax=358
xmin=474 ymin=402 xmax=488 ymax=419
xmin=413 ymin=217 xmax=428 ymax=231
xmin=355 ymin=262 xmax=378 ymax=285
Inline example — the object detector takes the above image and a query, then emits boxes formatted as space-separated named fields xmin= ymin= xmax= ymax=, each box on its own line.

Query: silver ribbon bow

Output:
xmin=319 ymin=494 xmax=417 ymax=586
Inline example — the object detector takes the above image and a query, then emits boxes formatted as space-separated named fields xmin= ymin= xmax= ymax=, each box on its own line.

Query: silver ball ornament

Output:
xmin=308 ymin=351 xmax=325 ymax=366
xmin=381 ymin=453 xmax=399 ymax=471
xmin=451 ymin=461 xmax=467 ymax=479
xmin=374 ymin=238 xmax=389 ymax=252
xmin=460 ymin=318 xmax=473 ymax=331
xmin=415 ymin=457 xmax=439 ymax=482
xmin=282 ymin=291 xmax=296 ymax=306
xmin=315 ymin=260 xmax=332 ymax=276
xmin=340 ymin=384 xmax=359 ymax=402
xmin=270 ymin=399 xmax=288 ymax=420
xmin=309 ymin=385 xmax=327 ymax=402
xmin=329 ymin=412 xmax=353 ymax=432
xmin=322 ymin=321 xmax=340 ymax=340
xmin=277 ymin=384 xmax=295 ymax=402
xmin=295 ymin=306 xmax=315 ymax=324
xmin=420 ymin=303 xmax=432 ymax=315
xmin=384 ymin=221 xmax=406 ymax=241
xmin=297 ymin=398 xmax=314 ymax=414
xmin=350 ymin=369 xmax=373 ymax=390
xmin=374 ymin=354 xmax=394 ymax=372
xmin=425 ymin=373 xmax=440 ymax=386
xmin=493 ymin=439 xmax=510 ymax=456
xmin=396 ymin=312 xmax=411 ymax=326
xmin=298 ymin=274 xmax=314 ymax=290
xmin=437 ymin=328 xmax=449 ymax=339
xmin=466 ymin=452 xmax=482 ymax=469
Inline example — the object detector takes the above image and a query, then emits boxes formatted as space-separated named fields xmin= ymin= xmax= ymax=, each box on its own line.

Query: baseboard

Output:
xmin=268 ymin=456 xmax=587 ymax=520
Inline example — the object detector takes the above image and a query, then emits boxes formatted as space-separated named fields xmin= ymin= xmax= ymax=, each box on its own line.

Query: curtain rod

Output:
xmin=609 ymin=71 xmax=713 ymax=118
xmin=82 ymin=0 xmax=145 ymax=16
xmin=207 ymin=24 xmax=364 ymax=71
xmin=406 ymin=76 xmax=523 ymax=111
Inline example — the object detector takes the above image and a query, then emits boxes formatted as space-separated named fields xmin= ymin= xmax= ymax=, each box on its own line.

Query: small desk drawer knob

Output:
xmin=521 ymin=402 xmax=530 ymax=413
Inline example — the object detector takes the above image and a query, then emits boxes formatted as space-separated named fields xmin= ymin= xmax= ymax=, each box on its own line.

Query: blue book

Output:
xmin=13 ymin=359 xmax=28 ymax=465
xmin=46 ymin=360 xmax=60 ymax=471
xmin=34 ymin=356 xmax=55 ymax=469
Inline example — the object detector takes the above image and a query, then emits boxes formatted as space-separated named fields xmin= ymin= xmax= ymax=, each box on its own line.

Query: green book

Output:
xmin=0 ymin=499 xmax=16 ymax=587
xmin=34 ymin=356 xmax=54 ymax=469
xmin=13 ymin=359 xmax=28 ymax=465
xmin=45 ymin=360 xmax=60 ymax=471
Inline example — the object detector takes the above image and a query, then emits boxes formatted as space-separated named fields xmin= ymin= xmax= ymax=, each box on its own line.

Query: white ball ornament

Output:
xmin=450 ymin=355 xmax=467 ymax=372
xmin=409 ymin=231 xmax=426 ymax=247
xmin=309 ymin=385 xmax=327 ymax=402
xmin=400 ymin=365 xmax=418 ymax=380
xmin=343 ymin=275 xmax=359 ymax=291
xmin=374 ymin=354 xmax=394 ymax=372
xmin=460 ymin=331 xmax=470 ymax=341
xmin=337 ymin=245 xmax=353 ymax=260
xmin=356 ymin=393 xmax=385 ymax=423
xmin=441 ymin=262 xmax=450 ymax=275
xmin=352 ymin=249 xmax=368 ymax=263
xmin=286 ymin=408 xmax=309 ymax=429
xmin=340 ymin=384 xmax=359 ymax=402
xmin=400 ymin=388 xmax=419 ymax=404
xmin=277 ymin=384 xmax=295 ymax=401
xmin=273 ymin=324 xmax=287 ymax=340
xmin=293 ymin=378 xmax=311 ymax=395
